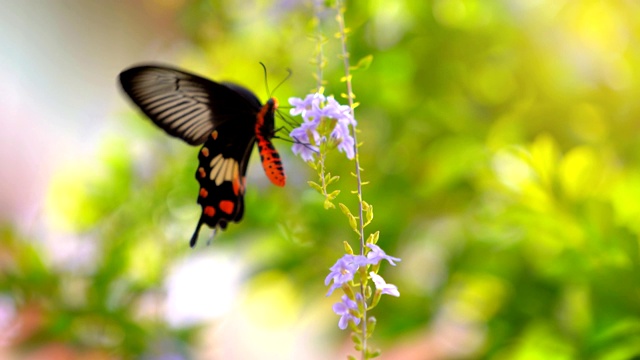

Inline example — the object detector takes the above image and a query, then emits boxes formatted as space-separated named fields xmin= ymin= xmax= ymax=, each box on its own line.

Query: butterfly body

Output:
xmin=119 ymin=65 xmax=286 ymax=247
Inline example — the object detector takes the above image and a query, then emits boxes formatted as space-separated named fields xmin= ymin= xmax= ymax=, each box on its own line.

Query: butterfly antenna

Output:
xmin=260 ymin=62 xmax=292 ymax=98
xmin=260 ymin=62 xmax=271 ymax=97
xmin=272 ymin=68 xmax=292 ymax=95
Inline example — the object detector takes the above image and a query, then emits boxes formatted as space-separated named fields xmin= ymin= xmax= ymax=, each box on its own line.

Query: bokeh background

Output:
xmin=2 ymin=0 xmax=640 ymax=359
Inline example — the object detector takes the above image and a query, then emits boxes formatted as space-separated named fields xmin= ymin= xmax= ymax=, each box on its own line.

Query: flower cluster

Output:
xmin=325 ymin=243 xmax=401 ymax=330
xmin=289 ymin=93 xmax=357 ymax=161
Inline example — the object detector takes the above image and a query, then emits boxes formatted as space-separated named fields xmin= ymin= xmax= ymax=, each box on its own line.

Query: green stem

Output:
xmin=335 ymin=1 xmax=367 ymax=358
xmin=313 ymin=1 xmax=325 ymax=92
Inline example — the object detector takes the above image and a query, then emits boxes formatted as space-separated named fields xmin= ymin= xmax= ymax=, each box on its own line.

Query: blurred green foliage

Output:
xmin=3 ymin=0 xmax=640 ymax=358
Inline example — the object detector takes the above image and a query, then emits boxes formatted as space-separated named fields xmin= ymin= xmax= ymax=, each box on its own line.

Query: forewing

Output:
xmin=119 ymin=65 xmax=260 ymax=145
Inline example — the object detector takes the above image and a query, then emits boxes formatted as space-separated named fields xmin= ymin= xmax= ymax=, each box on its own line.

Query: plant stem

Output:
xmin=314 ymin=1 xmax=324 ymax=92
xmin=314 ymin=2 xmax=329 ymax=203
xmin=335 ymin=1 xmax=367 ymax=358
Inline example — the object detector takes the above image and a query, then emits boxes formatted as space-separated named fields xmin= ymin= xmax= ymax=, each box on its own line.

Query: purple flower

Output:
xmin=288 ymin=94 xmax=357 ymax=161
xmin=324 ymin=254 xmax=367 ymax=296
xmin=370 ymin=272 xmax=400 ymax=297
xmin=289 ymin=93 xmax=324 ymax=119
xmin=290 ymin=120 xmax=320 ymax=162
xmin=332 ymin=295 xmax=360 ymax=329
xmin=322 ymin=96 xmax=351 ymax=120
xmin=331 ymin=121 xmax=355 ymax=159
xmin=366 ymin=243 xmax=401 ymax=266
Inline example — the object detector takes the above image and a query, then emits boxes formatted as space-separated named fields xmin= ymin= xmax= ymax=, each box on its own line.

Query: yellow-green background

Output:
xmin=2 ymin=0 xmax=640 ymax=359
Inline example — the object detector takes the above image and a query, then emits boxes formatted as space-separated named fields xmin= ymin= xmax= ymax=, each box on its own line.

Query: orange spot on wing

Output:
xmin=219 ymin=200 xmax=235 ymax=214
xmin=199 ymin=188 xmax=208 ymax=198
xmin=204 ymin=206 xmax=216 ymax=217
xmin=198 ymin=167 xmax=206 ymax=178
xmin=211 ymin=130 xmax=218 ymax=140
xmin=201 ymin=147 xmax=209 ymax=157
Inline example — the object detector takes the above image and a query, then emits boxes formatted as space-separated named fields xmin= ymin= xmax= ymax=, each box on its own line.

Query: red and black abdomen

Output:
xmin=255 ymin=98 xmax=286 ymax=187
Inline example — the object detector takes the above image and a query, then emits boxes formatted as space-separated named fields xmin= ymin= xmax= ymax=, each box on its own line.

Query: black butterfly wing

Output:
xmin=190 ymin=120 xmax=257 ymax=246
xmin=119 ymin=65 xmax=260 ymax=145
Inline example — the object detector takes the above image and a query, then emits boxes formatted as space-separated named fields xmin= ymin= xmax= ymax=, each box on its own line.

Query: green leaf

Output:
xmin=348 ymin=214 xmax=358 ymax=232
xmin=324 ymin=198 xmax=336 ymax=209
xmin=350 ymin=54 xmax=373 ymax=71
xmin=351 ymin=332 xmax=362 ymax=346
xmin=339 ymin=203 xmax=352 ymax=217
xmin=329 ymin=190 xmax=341 ymax=199
xmin=364 ymin=203 xmax=374 ymax=226
xmin=367 ymin=231 xmax=380 ymax=245
xmin=368 ymin=348 xmax=381 ymax=358
xmin=307 ymin=180 xmax=322 ymax=192
xmin=343 ymin=241 xmax=354 ymax=255
xmin=366 ymin=316 xmax=377 ymax=337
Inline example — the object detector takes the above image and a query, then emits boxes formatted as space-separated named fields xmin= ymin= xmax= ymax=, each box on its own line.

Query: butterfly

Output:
xmin=119 ymin=64 xmax=286 ymax=247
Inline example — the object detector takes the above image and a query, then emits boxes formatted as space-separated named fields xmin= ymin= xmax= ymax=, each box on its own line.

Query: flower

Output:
xmin=288 ymin=93 xmax=357 ymax=161
xmin=290 ymin=121 xmax=320 ymax=162
xmin=370 ymin=272 xmax=400 ymax=297
xmin=324 ymin=254 xmax=367 ymax=296
xmin=332 ymin=295 xmax=360 ymax=330
xmin=366 ymin=243 xmax=401 ymax=266
xmin=289 ymin=93 xmax=324 ymax=119
xmin=331 ymin=121 xmax=355 ymax=159
xmin=322 ymin=96 xmax=354 ymax=125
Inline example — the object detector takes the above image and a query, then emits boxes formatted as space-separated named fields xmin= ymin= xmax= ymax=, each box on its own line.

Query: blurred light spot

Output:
xmin=431 ymin=312 xmax=486 ymax=358
xmin=433 ymin=0 xmax=468 ymax=27
xmin=45 ymin=161 xmax=101 ymax=231
xmin=492 ymin=148 xmax=534 ymax=193
xmin=611 ymin=173 xmax=640 ymax=233
xmin=41 ymin=232 xmax=98 ymax=273
xmin=401 ymin=240 xmax=446 ymax=294
xmin=370 ymin=0 xmax=412 ymax=49
xmin=432 ymin=0 xmax=491 ymax=29
xmin=500 ymin=322 xmax=574 ymax=358
xmin=442 ymin=273 xmax=509 ymax=323
xmin=165 ymin=253 xmax=243 ymax=328
xmin=561 ymin=2 xmax=631 ymax=89
xmin=529 ymin=134 xmax=559 ymax=189
xmin=127 ymin=236 xmax=164 ymax=284
xmin=400 ymin=218 xmax=465 ymax=294
xmin=568 ymin=2 xmax=628 ymax=57
xmin=559 ymin=146 xmax=601 ymax=200
xmin=242 ymin=270 xmax=301 ymax=328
